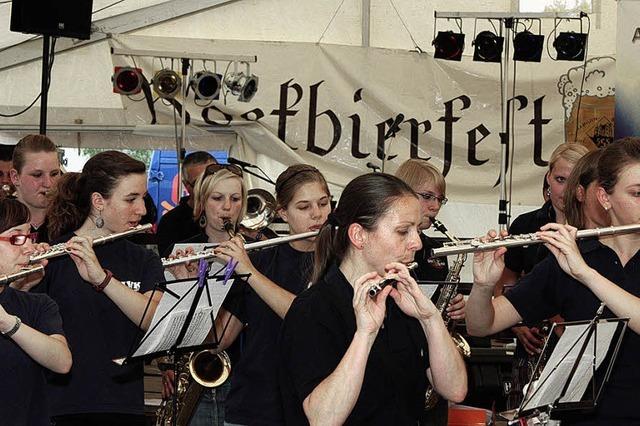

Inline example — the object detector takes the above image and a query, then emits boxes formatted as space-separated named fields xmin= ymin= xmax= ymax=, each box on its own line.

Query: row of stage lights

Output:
xmin=432 ymin=19 xmax=588 ymax=63
xmin=112 ymin=62 xmax=259 ymax=102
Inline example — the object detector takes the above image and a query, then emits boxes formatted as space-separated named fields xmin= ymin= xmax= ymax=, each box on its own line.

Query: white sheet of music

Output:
xmin=418 ymin=284 xmax=439 ymax=299
xmin=522 ymin=321 xmax=618 ymax=411
xmin=133 ymin=259 xmax=233 ymax=358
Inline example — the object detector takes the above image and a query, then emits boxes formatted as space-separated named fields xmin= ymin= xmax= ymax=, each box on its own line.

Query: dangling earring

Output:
xmin=199 ymin=214 xmax=207 ymax=228
xmin=546 ymin=188 xmax=552 ymax=198
xmin=95 ymin=210 xmax=104 ymax=229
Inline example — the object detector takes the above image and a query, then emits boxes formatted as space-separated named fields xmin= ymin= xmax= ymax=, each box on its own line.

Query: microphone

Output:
xmin=227 ymin=157 xmax=255 ymax=168
xmin=366 ymin=162 xmax=381 ymax=173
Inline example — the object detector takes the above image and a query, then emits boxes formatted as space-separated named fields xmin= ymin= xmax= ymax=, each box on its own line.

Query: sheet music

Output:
xmin=522 ymin=321 xmax=618 ymax=410
xmin=133 ymin=266 xmax=233 ymax=358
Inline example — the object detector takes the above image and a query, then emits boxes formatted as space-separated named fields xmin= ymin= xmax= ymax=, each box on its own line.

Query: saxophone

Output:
xmin=155 ymin=350 xmax=232 ymax=426
xmin=424 ymin=219 xmax=471 ymax=410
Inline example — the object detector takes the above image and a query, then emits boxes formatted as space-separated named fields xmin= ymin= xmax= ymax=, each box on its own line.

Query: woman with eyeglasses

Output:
xmin=394 ymin=159 xmax=465 ymax=426
xmin=0 ymin=198 xmax=72 ymax=426
xmin=32 ymin=151 xmax=164 ymax=426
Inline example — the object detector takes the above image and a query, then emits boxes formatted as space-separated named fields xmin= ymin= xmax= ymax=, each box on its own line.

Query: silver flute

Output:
xmin=161 ymin=230 xmax=319 ymax=267
xmin=29 ymin=223 xmax=153 ymax=263
xmin=0 ymin=265 xmax=45 ymax=285
xmin=367 ymin=262 xmax=418 ymax=297
xmin=431 ymin=223 xmax=640 ymax=258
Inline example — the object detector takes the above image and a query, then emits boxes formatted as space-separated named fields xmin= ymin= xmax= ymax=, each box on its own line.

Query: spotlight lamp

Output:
xmin=513 ymin=30 xmax=544 ymax=62
xmin=189 ymin=71 xmax=222 ymax=100
xmin=224 ymin=63 xmax=259 ymax=102
xmin=432 ymin=31 xmax=465 ymax=61
xmin=472 ymin=31 xmax=504 ymax=63
xmin=112 ymin=66 xmax=143 ymax=95
xmin=152 ymin=69 xmax=181 ymax=99
xmin=553 ymin=32 xmax=587 ymax=61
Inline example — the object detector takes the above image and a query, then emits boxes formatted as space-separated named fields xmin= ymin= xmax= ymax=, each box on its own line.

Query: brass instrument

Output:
xmin=240 ymin=188 xmax=276 ymax=231
xmin=161 ymin=231 xmax=319 ymax=267
xmin=431 ymin=223 xmax=640 ymax=258
xmin=29 ymin=223 xmax=152 ymax=263
xmin=367 ymin=262 xmax=418 ymax=297
xmin=0 ymin=265 xmax=45 ymax=285
xmin=424 ymin=219 xmax=471 ymax=410
xmin=155 ymin=351 xmax=232 ymax=426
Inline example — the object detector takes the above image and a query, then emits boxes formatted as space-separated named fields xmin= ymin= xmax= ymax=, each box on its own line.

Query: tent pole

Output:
xmin=176 ymin=58 xmax=190 ymax=203
xmin=39 ymin=35 xmax=50 ymax=135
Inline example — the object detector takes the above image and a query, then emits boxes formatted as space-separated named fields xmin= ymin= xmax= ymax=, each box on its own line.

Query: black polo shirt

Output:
xmin=279 ymin=263 xmax=430 ymax=425
xmin=0 ymin=286 xmax=64 ymax=426
xmin=504 ymin=201 xmax=555 ymax=275
xmin=156 ymin=196 xmax=201 ymax=256
xmin=505 ymin=239 xmax=640 ymax=424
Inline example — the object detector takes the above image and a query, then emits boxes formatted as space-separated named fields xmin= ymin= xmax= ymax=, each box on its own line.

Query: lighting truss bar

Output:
xmin=110 ymin=47 xmax=257 ymax=63
xmin=435 ymin=11 xmax=584 ymax=19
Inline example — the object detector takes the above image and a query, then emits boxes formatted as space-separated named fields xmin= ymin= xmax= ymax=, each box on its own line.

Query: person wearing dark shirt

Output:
xmin=279 ymin=173 xmax=467 ymax=425
xmin=10 ymin=135 xmax=62 ymax=243
xmin=33 ymin=151 xmax=164 ymax=426
xmin=466 ymin=137 xmax=640 ymax=424
xmin=0 ymin=144 xmax=15 ymax=198
xmin=163 ymin=162 xmax=249 ymax=426
xmin=395 ymin=159 xmax=465 ymax=426
xmin=198 ymin=164 xmax=331 ymax=426
xmin=156 ymin=151 xmax=217 ymax=255
xmin=0 ymin=198 xmax=72 ymax=426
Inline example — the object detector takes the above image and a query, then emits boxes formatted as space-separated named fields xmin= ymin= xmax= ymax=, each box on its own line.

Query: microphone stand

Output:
xmin=239 ymin=166 xmax=275 ymax=185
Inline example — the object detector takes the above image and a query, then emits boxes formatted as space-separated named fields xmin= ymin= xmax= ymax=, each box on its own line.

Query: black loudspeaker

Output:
xmin=10 ymin=0 xmax=94 ymax=40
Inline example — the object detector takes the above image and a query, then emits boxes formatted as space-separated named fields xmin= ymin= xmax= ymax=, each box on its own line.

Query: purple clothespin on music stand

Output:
xmin=197 ymin=259 xmax=208 ymax=288
xmin=223 ymin=258 xmax=238 ymax=285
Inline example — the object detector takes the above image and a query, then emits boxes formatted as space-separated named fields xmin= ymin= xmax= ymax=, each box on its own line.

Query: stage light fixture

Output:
xmin=152 ymin=69 xmax=181 ymax=99
xmin=432 ymin=31 xmax=465 ymax=61
xmin=224 ymin=64 xmax=259 ymax=102
xmin=472 ymin=31 xmax=504 ymax=63
xmin=112 ymin=67 xmax=143 ymax=95
xmin=513 ymin=30 xmax=544 ymax=62
xmin=189 ymin=71 xmax=222 ymax=100
xmin=553 ymin=32 xmax=587 ymax=61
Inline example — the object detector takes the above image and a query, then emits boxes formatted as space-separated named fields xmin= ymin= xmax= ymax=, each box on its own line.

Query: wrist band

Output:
xmin=2 ymin=316 xmax=21 ymax=338
xmin=94 ymin=269 xmax=113 ymax=292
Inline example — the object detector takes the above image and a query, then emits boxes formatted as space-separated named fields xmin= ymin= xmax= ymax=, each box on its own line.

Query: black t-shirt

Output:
xmin=31 ymin=220 xmax=49 ymax=244
xmin=32 ymin=233 xmax=164 ymax=416
xmin=279 ymin=263 xmax=430 ymax=426
xmin=505 ymin=239 xmax=640 ymax=424
xmin=0 ymin=286 xmax=64 ymax=426
xmin=156 ymin=196 xmax=201 ymax=256
xmin=504 ymin=201 xmax=555 ymax=275
xmin=222 ymin=242 xmax=313 ymax=425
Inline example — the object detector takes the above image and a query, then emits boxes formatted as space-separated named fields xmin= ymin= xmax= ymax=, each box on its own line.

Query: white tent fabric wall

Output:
xmin=0 ymin=0 xmax=619 ymax=265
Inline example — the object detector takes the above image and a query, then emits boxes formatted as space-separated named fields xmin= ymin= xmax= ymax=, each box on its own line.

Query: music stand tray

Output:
xmin=515 ymin=313 xmax=628 ymax=421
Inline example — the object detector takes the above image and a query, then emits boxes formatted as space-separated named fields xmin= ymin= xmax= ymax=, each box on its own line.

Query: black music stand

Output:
xmin=514 ymin=306 xmax=628 ymax=424
xmin=121 ymin=261 xmax=249 ymax=426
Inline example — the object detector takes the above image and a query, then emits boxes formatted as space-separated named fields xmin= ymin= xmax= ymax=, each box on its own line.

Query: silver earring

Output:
xmin=95 ymin=211 xmax=104 ymax=229
xmin=199 ymin=214 xmax=207 ymax=227
xmin=546 ymin=188 xmax=552 ymax=197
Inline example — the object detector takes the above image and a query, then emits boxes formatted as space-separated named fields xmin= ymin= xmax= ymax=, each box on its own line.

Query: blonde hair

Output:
xmin=192 ymin=169 xmax=247 ymax=229
xmin=394 ymin=159 xmax=445 ymax=194
xmin=548 ymin=143 xmax=590 ymax=172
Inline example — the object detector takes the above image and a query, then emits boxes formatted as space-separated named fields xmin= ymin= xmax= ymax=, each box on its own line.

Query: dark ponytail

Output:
xmin=0 ymin=199 xmax=30 ymax=234
xmin=311 ymin=173 xmax=416 ymax=285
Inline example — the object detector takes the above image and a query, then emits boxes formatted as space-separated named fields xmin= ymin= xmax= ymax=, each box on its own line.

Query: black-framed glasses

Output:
xmin=0 ymin=233 xmax=37 ymax=246
xmin=203 ymin=163 xmax=243 ymax=178
xmin=416 ymin=191 xmax=448 ymax=205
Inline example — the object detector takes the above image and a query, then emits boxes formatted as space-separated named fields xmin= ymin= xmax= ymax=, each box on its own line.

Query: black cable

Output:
xmin=92 ymin=0 xmax=125 ymax=14
xmin=0 ymin=37 xmax=57 ymax=118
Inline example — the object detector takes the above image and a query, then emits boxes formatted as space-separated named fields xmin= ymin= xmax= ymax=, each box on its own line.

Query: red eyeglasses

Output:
xmin=0 ymin=233 xmax=38 ymax=246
